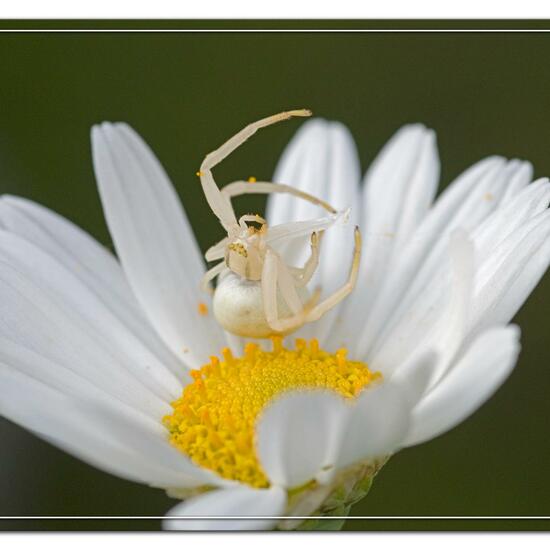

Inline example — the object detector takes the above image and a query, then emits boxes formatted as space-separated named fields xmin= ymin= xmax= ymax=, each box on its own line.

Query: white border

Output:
xmin=0 ymin=22 xmax=547 ymax=526
xmin=2 ymin=0 xmax=550 ymax=20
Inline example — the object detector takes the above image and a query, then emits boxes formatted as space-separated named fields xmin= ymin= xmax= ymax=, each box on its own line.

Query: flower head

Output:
xmin=0 ymin=115 xmax=547 ymax=530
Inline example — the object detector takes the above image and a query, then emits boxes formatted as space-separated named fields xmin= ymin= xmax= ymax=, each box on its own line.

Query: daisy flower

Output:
xmin=0 ymin=113 xmax=548 ymax=531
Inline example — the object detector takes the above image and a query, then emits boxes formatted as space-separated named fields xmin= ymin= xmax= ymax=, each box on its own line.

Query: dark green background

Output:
xmin=0 ymin=23 xmax=549 ymax=531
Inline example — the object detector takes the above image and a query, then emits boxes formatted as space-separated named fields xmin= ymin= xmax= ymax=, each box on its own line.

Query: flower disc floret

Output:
xmin=164 ymin=337 xmax=380 ymax=488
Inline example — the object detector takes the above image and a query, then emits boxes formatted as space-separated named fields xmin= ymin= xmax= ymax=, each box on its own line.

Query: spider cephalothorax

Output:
xmin=223 ymin=215 xmax=268 ymax=281
xmin=199 ymin=109 xmax=361 ymax=338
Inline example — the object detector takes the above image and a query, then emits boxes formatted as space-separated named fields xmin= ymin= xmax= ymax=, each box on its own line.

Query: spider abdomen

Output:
xmin=213 ymin=272 xmax=309 ymax=338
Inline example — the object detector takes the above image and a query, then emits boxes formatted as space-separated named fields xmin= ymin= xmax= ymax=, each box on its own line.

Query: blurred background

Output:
xmin=0 ymin=25 xmax=549 ymax=530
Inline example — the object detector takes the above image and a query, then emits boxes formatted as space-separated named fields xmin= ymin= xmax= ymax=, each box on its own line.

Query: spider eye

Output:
xmin=228 ymin=242 xmax=248 ymax=258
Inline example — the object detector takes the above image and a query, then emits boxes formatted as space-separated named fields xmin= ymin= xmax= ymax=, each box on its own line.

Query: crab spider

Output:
xmin=198 ymin=109 xmax=362 ymax=338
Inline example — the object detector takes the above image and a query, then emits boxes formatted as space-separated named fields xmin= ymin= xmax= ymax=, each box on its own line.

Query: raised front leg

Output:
xmin=199 ymin=110 xmax=311 ymax=230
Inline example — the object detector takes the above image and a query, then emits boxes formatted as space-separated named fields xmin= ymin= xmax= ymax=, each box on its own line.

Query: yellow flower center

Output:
xmin=163 ymin=337 xmax=379 ymax=488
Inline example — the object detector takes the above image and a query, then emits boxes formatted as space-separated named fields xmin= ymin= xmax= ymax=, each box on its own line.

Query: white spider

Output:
xmin=198 ymin=109 xmax=362 ymax=338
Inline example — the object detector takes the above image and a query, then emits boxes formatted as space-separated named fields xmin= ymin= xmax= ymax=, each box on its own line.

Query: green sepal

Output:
xmin=287 ymin=458 xmax=386 ymax=531
xmin=346 ymin=473 xmax=374 ymax=506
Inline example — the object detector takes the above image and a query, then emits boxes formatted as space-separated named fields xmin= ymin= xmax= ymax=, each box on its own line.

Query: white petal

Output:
xmin=268 ymin=119 xmax=360 ymax=230
xmin=256 ymin=390 xmax=349 ymax=488
xmin=389 ymin=350 xmax=439 ymax=407
xmin=338 ymin=124 xmax=439 ymax=352
xmin=0 ymin=259 xmax=168 ymax=418
xmin=429 ymin=229 xmax=475 ymax=382
xmin=0 ymin=230 xmax=185 ymax=397
xmin=72 ymin=394 xmax=228 ymax=488
xmin=0 ymin=335 xmax=122 ymax=405
xmin=268 ymin=119 xmax=330 ymax=224
xmin=361 ymin=124 xmax=439 ymax=247
xmin=91 ymin=123 xmax=225 ymax=367
xmin=404 ymin=325 xmax=521 ymax=446
xmin=0 ymin=337 xmax=190 ymax=486
xmin=500 ymin=159 xmax=533 ymax=203
xmin=486 ymin=238 xmax=550 ymax=327
xmin=163 ymin=486 xmax=286 ymax=531
xmin=0 ymin=196 xmax=189 ymax=377
xmin=0 ymin=365 xmax=217 ymax=489
xmin=471 ymin=211 xmax=550 ymax=333
xmin=369 ymin=230 xmax=475 ymax=384
xmin=351 ymin=156 xmax=515 ymax=358
xmin=313 ymin=123 xmax=362 ymax=343
xmin=472 ymin=178 xmax=550 ymax=262
xmin=378 ymin=158 xmax=521 ymax=319
xmin=0 ymin=195 xmax=130 ymax=301
xmin=336 ymin=381 xmax=411 ymax=470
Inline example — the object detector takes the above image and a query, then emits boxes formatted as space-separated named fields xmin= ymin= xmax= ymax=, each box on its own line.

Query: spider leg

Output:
xmin=201 ymin=111 xmax=311 ymax=172
xmin=291 ymin=232 xmax=322 ymax=287
xmin=262 ymin=248 xmax=281 ymax=330
xmin=276 ymin=254 xmax=304 ymax=316
xmin=205 ymin=236 xmax=231 ymax=262
xmin=263 ymin=247 xmax=319 ymax=334
xmin=198 ymin=169 xmax=238 ymax=231
xmin=201 ymin=261 xmax=227 ymax=294
xmin=302 ymin=226 xmax=362 ymax=323
xmin=221 ymin=180 xmax=336 ymax=214
xmin=266 ymin=209 xmax=350 ymax=245
xmin=199 ymin=110 xmax=311 ymax=231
